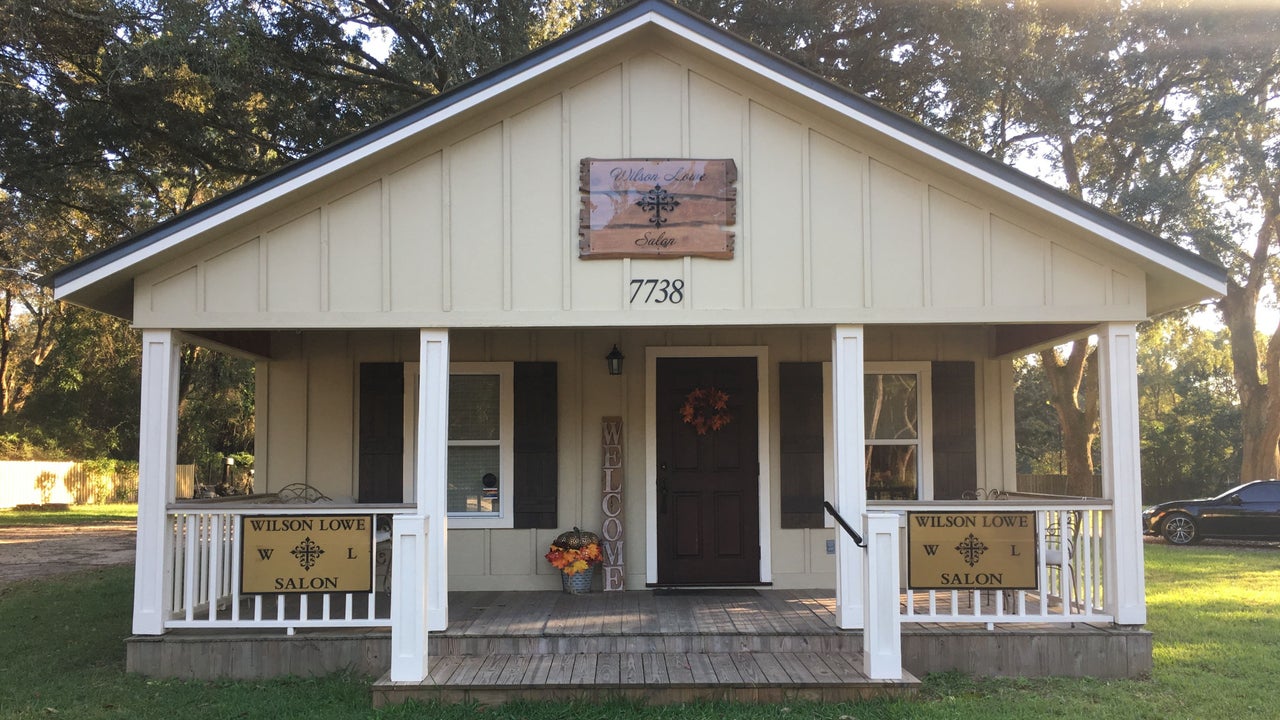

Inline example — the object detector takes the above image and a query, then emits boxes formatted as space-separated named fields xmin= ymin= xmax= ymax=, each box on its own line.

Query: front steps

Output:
xmin=372 ymin=648 xmax=919 ymax=706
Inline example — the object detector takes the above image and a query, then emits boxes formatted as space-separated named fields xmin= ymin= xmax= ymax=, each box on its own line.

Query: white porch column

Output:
xmin=390 ymin=514 xmax=429 ymax=681
xmin=133 ymin=329 xmax=180 ymax=635
xmin=862 ymin=511 xmax=902 ymax=679
xmin=417 ymin=329 xmax=450 ymax=631
xmin=832 ymin=324 xmax=867 ymax=629
xmin=1097 ymin=322 xmax=1147 ymax=625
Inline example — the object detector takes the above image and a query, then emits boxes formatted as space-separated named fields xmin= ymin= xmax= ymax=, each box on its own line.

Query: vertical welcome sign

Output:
xmin=601 ymin=417 xmax=625 ymax=591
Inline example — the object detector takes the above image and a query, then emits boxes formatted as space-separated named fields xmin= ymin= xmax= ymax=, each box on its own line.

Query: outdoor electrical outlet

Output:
xmin=826 ymin=539 xmax=836 ymax=554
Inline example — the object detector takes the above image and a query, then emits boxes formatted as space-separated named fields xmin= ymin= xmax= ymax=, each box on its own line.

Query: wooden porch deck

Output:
xmin=439 ymin=588 xmax=849 ymax=648
xmin=127 ymin=588 xmax=1152 ymax=704
xmin=375 ymin=589 xmax=919 ymax=706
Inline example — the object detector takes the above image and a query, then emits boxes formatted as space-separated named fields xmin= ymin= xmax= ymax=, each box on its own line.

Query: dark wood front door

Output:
xmin=656 ymin=357 xmax=759 ymax=585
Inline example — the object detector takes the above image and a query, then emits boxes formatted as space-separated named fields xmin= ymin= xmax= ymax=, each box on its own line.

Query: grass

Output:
xmin=0 ymin=543 xmax=1277 ymax=718
xmin=0 ymin=503 xmax=137 ymax=527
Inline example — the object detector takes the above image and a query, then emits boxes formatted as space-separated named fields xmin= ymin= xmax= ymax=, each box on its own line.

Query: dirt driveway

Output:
xmin=0 ymin=522 xmax=136 ymax=589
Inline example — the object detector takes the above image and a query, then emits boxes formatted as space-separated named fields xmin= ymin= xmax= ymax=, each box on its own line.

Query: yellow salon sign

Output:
xmin=907 ymin=511 xmax=1037 ymax=590
xmin=240 ymin=515 xmax=374 ymax=594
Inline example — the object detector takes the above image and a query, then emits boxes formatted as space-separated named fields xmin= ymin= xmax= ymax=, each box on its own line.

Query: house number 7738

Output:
xmin=629 ymin=278 xmax=685 ymax=304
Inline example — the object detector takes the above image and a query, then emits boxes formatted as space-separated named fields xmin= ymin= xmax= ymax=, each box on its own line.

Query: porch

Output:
xmin=125 ymin=496 xmax=1150 ymax=704
xmin=127 ymin=586 xmax=1151 ymax=705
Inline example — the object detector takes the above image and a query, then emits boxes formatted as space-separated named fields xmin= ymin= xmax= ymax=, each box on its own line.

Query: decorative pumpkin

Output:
xmin=553 ymin=527 xmax=600 ymax=549
xmin=546 ymin=527 xmax=603 ymax=578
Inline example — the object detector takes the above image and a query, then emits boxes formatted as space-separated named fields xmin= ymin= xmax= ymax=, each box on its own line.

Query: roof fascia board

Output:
xmin=643 ymin=13 xmax=1227 ymax=295
xmin=53 ymin=10 xmax=664 ymax=300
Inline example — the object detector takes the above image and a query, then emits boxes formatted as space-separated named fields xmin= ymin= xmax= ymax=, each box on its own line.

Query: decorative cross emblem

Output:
xmin=635 ymin=184 xmax=680 ymax=227
xmin=954 ymin=533 xmax=988 ymax=567
xmin=291 ymin=537 xmax=325 ymax=571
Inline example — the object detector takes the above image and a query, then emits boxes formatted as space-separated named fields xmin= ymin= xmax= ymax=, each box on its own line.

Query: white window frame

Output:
xmin=444 ymin=362 xmax=515 ymax=529
xmin=863 ymin=361 xmax=934 ymax=501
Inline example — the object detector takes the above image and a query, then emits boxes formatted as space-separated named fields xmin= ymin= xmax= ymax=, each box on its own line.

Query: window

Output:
xmin=1238 ymin=482 xmax=1280 ymax=503
xmin=864 ymin=362 xmax=932 ymax=501
xmin=447 ymin=363 xmax=514 ymax=528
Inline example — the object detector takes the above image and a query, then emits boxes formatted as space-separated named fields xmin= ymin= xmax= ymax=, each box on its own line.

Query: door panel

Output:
xmin=714 ymin=493 xmax=744 ymax=555
xmin=1236 ymin=483 xmax=1280 ymax=537
xmin=673 ymin=494 xmax=702 ymax=556
xmin=656 ymin=357 xmax=759 ymax=584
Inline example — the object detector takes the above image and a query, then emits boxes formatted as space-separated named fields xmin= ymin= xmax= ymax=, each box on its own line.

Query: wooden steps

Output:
xmin=372 ymin=650 xmax=920 ymax=706
xmin=377 ymin=589 xmax=916 ymax=706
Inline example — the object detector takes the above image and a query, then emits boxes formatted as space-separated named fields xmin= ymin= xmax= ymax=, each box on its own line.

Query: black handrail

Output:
xmin=822 ymin=501 xmax=866 ymax=548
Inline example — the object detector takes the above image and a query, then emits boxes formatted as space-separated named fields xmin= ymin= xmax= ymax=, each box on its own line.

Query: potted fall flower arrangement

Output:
xmin=545 ymin=527 xmax=603 ymax=594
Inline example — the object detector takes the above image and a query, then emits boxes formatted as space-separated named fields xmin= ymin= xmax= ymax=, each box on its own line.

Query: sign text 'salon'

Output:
xmin=240 ymin=514 xmax=374 ymax=594
xmin=906 ymin=511 xmax=1038 ymax=591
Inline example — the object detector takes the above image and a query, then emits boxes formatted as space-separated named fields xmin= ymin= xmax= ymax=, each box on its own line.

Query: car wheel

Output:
xmin=1161 ymin=513 xmax=1199 ymax=545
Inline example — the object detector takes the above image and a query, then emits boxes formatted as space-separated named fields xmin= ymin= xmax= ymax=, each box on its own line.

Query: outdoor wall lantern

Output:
xmin=606 ymin=345 xmax=625 ymax=376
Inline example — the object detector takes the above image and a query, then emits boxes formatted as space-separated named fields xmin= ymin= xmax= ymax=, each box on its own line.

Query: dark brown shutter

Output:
xmin=358 ymin=362 xmax=404 ymax=503
xmin=780 ymin=362 xmax=825 ymax=528
xmin=514 ymin=362 xmax=558 ymax=528
xmin=932 ymin=361 xmax=977 ymax=500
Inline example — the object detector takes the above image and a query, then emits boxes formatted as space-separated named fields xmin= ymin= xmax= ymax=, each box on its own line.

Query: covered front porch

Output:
xmin=125 ymin=320 xmax=1149 ymax=698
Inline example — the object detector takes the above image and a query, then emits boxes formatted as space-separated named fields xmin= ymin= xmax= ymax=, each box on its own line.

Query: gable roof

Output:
xmin=49 ymin=0 xmax=1226 ymax=317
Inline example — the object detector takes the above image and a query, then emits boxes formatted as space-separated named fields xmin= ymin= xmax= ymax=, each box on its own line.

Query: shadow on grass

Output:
xmin=0 ymin=504 xmax=138 ymax=527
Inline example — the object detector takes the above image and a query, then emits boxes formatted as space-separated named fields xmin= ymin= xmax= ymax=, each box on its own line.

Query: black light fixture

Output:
xmin=606 ymin=345 xmax=625 ymax=376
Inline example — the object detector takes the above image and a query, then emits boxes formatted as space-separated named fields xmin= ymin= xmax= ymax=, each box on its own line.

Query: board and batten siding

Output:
xmin=130 ymin=42 xmax=1147 ymax=330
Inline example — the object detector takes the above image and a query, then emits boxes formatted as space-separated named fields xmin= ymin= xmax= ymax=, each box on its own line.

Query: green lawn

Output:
xmin=0 ymin=503 xmax=137 ymax=527
xmin=0 ymin=543 xmax=1276 ymax=719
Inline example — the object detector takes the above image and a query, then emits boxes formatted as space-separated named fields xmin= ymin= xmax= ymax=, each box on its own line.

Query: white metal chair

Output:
xmin=1044 ymin=511 xmax=1081 ymax=608
xmin=374 ymin=515 xmax=393 ymax=593
xmin=274 ymin=482 xmax=331 ymax=503
xmin=961 ymin=487 xmax=1009 ymax=501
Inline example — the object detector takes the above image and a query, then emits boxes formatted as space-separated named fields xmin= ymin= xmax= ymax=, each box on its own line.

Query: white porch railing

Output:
xmin=871 ymin=500 xmax=1114 ymax=625
xmin=164 ymin=504 xmax=410 ymax=632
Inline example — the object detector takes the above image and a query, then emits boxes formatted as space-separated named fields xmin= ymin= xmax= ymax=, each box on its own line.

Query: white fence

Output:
xmin=164 ymin=505 xmax=404 ymax=632
xmin=0 ymin=461 xmax=194 ymax=507
xmin=874 ymin=501 xmax=1113 ymax=625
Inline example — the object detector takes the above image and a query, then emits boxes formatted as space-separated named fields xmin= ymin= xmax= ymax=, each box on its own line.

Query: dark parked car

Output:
xmin=1143 ymin=480 xmax=1280 ymax=545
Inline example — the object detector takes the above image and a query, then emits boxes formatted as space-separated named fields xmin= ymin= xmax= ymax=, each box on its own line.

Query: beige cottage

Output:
xmin=49 ymin=0 xmax=1224 ymax=701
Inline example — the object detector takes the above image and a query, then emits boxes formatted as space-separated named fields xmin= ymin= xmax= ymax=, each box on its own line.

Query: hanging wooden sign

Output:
xmin=601 ymin=417 xmax=625 ymax=591
xmin=579 ymin=159 xmax=737 ymax=259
